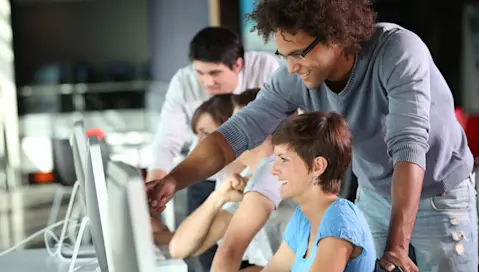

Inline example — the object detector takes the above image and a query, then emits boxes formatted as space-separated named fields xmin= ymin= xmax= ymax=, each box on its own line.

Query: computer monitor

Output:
xmin=72 ymin=119 xmax=87 ymax=195
xmin=85 ymin=136 xmax=114 ymax=271
xmin=106 ymin=161 xmax=187 ymax=271
xmin=106 ymin=161 xmax=157 ymax=272
xmin=58 ymin=119 xmax=95 ymax=259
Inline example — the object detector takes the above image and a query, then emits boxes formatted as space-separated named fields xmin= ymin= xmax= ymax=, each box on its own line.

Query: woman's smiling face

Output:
xmin=271 ymin=144 xmax=314 ymax=200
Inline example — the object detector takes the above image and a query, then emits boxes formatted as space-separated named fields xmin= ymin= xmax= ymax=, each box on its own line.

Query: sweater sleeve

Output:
xmin=380 ymin=29 xmax=431 ymax=170
xmin=217 ymin=66 xmax=300 ymax=158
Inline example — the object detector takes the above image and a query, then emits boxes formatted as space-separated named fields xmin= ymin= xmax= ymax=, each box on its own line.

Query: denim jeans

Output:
xmin=356 ymin=175 xmax=478 ymax=272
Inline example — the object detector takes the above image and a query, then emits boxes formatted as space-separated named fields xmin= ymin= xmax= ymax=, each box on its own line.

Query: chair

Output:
xmin=48 ymin=139 xmax=76 ymax=227
xmin=340 ymin=163 xmax=358 ymax=202
xmin=455 ymin=107 xmax=468 ymax=129
xmin=465 ymin=115 xmax=479 ymax=161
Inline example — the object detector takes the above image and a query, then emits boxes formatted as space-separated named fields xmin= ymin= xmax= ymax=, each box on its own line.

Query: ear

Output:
xmin=327 ymin=42 xmax=343 ymax=55
xmin=312 ymin=156 xmax=328 ymax=177
xmin=232 ymin=57 xmax=243 ymax=73
xmin=326 ymin=40 xmax=339 ymax=48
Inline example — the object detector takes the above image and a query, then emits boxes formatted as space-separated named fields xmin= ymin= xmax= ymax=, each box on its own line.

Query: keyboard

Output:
xmin=153 ymin=245 xmax=168 ymax=262
xmin=152 ymin=245 xmax=188 ymax=271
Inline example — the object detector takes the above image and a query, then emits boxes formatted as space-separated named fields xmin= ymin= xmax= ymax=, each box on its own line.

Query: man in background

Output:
xmin=147 ymin=26 xmax=279 ymax=271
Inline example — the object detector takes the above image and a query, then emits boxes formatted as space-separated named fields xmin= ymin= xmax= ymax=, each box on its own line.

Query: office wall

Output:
xmin=11 ymin=0 xmax=150 ymax=86
xmin=149 ymin=0 xmax=210 ymax=82
xmin=12 ymin=0 xmax=215 ymax=84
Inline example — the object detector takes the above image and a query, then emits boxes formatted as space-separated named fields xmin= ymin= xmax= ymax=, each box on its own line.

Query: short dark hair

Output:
xmin=231 ymin=88 xmax=260 ymax=107
xmin=191 ymin=94 xmax=234 ymax=134
xmin=189 ymin=27 xmax=245 ymax=68
xmin=248 ymin=0 xmax=376 ymax=56
xmin=271 ymin=112 xmax=352 ymax=194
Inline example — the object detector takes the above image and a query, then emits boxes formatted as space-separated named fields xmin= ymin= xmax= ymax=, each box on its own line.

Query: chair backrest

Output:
xmin=466 ymin=115 xmax=479 ymax=161
xmin=340 ymin=163 xmax=358 ymax=202
xmin=53 ymin=125 xmax=111 ymax=186
xmin=52 ymin=138 xmax=76 ymax=186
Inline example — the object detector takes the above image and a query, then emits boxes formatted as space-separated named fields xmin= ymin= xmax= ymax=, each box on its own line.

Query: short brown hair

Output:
xmin=271 ymin=112 xmax=352 ymax=194
xmin=248 ymin=0 xmax=376 ymax=56
xmin=231 ymin=88 xmax=260 ymax=107
xmin=191 ymin=94 xmax=234 ymax=134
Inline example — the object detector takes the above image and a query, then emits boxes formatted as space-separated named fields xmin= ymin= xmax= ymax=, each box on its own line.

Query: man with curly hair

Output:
xmin=147 ymin=1 xmax=477 ymax=271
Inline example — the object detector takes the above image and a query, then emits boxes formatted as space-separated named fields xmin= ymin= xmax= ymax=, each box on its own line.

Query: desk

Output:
xmin=0 ymin=249 xmax=188 ymax=272
xmin=0 ymin=249 xmax=98 ymax=272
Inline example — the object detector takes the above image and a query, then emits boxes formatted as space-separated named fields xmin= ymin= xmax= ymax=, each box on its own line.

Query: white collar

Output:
xmin=232 ymin=69 xmax=244 ymax=94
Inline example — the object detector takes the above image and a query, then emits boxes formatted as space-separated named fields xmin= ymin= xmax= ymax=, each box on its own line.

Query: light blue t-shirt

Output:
xmin=284 ymin=199 xmax=376 ymax=272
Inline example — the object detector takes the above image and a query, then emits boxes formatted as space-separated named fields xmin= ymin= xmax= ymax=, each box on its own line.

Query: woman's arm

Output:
xmin=169 ymin=191 xmax=231 ymax=258
xmin=262 ymin=241 xmax=296 ymax=272
xmin=310 ymin=201 xmax=370 ymax=271
xmin=169 ymin=175 xmax=247 ymax=258
xmin=211 ymin=192 xmax=275 ymax=271
xmin=310 ymin=237 xmax=354 ymax=272
xmin=222 ymin=159 xmax=247 ymax=180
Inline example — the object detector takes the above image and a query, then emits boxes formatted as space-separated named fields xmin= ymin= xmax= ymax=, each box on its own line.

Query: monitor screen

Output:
xmin=85 ymin=136 xmax=113 ymax=271
xmin=72 ymin=119 xmax=88 ymax=202
xmin=107 ymin=160 xmax=156 ymax=272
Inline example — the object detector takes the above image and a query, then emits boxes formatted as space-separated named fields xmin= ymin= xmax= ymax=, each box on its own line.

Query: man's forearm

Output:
xmin=387 ymin=161 xmax=424 ymax=251
xmin=168 ymin=132 xmax=236 ymax=191
xmin=169 ymin=192 xmax=226 ymax=258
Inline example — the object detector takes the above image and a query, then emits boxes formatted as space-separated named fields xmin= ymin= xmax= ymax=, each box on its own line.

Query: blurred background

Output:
xmin=0 ymin=0 xmax=478 ymax=258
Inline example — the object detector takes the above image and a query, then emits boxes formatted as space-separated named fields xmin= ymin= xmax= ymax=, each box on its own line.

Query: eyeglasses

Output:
xmin=275 ymin=37 xmax=321 ymax=62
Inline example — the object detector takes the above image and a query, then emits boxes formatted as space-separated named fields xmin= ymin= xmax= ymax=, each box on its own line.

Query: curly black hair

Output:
xmin=248 ymin=0 xmax=376 ymax=56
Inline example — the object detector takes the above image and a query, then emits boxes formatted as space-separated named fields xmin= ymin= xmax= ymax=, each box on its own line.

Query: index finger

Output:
xmin=150 ymin=203 xmax=166 ymax=215
xmin=145 ymin=179 xmax=161 ymax=190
